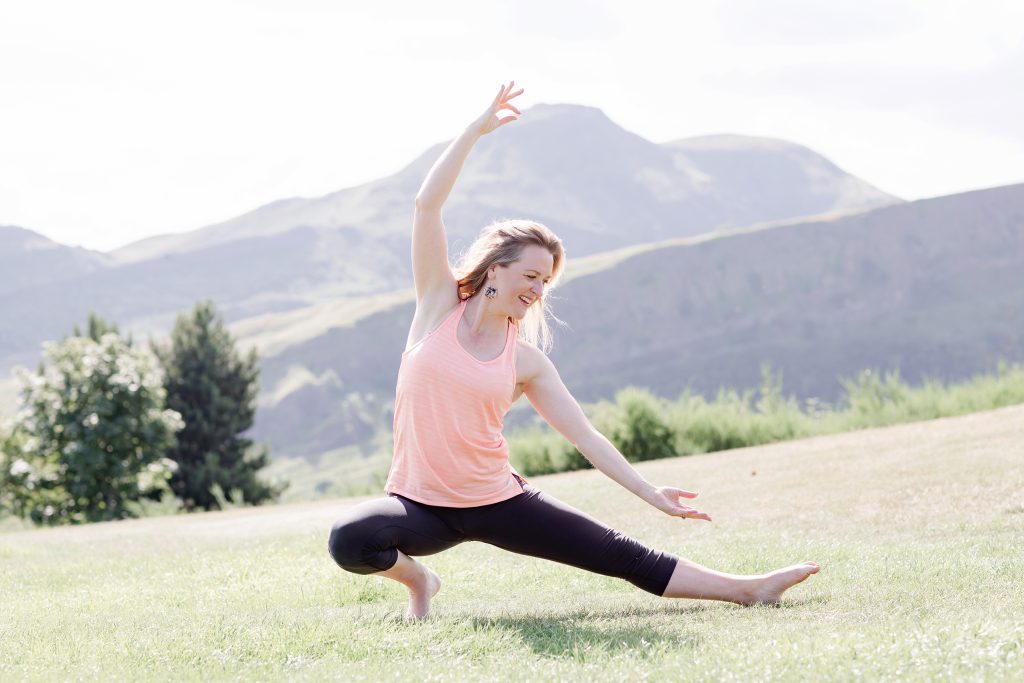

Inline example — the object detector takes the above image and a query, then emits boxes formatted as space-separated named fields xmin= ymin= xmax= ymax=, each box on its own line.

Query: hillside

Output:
xmin=547 ymin=182 xmax=1024 ymax=400
xmin=3 ymin=406 xmax=1022 ymax=680
xmin=0 ymin=225 xmax=109 ymax=296
xmin=0 ymin=103 xmax=895 ymax=375
xmin=245 ymin=182 xmax=1024 ymax=460
xmin=109 ymin=105 xmax=894 ymax=265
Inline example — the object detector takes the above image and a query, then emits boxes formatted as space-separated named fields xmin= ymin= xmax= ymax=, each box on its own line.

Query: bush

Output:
xmin=504 ymin=362 xmax=1024 ymax=479
xmin=2 ymin=333 xmax=183 ymax=525
xmin=604 ymin=388 xmax=677 ymax=462
xmin=509 ymin=426 xmax=590 ymax=477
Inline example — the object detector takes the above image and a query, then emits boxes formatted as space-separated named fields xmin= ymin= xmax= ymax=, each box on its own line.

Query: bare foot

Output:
xmin=406 ymin=566 xmax=442 ymax=620
xmin=743 ymin=561 xmax=820 ymax=605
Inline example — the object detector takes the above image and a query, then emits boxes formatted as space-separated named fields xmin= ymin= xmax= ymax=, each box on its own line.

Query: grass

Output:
xmin=2 ymin=405 xmax=1023 ymax=681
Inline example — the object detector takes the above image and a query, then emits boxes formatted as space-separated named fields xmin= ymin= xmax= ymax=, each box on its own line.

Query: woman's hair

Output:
xmin=454 ymin=219 xmax=566 ymax=353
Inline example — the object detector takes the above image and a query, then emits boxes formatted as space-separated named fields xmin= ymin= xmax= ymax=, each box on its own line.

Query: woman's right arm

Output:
xmin=411 ymin=81 xmax=523 ymax=303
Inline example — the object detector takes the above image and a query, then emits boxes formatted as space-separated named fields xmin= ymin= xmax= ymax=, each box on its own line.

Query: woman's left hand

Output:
xmin=648 ymin=486 xmax=712 ymax=521
xmin=469 ymin=81 xmax=524 ymax=136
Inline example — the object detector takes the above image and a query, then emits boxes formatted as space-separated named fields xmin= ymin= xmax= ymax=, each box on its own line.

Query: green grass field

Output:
xmin=2 ymin=406 xmax=1023 ymax=681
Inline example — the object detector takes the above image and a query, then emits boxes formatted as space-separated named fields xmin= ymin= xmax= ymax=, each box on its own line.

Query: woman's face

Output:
xmin=489 ymin=244 xmax=554 ymax=319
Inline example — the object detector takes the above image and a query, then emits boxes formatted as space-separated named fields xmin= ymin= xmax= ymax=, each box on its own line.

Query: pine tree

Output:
xmin=154 ymin=300 xmax=284 ymax=510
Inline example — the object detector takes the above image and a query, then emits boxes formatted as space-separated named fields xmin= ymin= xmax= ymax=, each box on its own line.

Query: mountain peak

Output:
xmin=0 ymin=225 xmax=64 ymax=251
xmin=666 ymin=134 xmax=811 ymax=152
xmin=521 ymin=102 xmax=612 ymax=123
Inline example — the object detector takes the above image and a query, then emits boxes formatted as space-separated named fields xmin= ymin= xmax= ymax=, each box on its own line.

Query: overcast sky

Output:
xmin=2 ymin=0 xmax=1021 ymax=252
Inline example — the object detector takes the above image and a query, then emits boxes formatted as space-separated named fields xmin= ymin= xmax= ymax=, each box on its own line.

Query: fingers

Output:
xmin=675 ymin=489 xmax=698 ymax=499
xmin=493 ymin=81 xmax=524 ymax=107
xmin=674 ymin=504 xmax=711 ymax=521
xmin=491 ymin=85 xmax=505 ymax=108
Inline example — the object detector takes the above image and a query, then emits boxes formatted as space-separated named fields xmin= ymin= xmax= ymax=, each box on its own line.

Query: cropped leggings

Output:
xmin=327 ymin=479 xmax=679 ymax=596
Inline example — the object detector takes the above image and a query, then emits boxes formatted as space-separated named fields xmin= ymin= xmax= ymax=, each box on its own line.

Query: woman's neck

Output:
xmin=462 ymin=295 xmax=508 ymax=338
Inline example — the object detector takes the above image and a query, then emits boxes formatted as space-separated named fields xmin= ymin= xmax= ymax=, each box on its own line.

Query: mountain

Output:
xmin=110 ymin=104 xmax=896 ymax=265
xmin=663 ymin=134 xmax=889 ymax=221
xmin=0 ymin=104 xmax=895 ymax=376
xmin=545 ymin=182 xmax=1024 ymax=400
xmin=0 ymin=226 xmax=109 ymax=296
xmin=244 ymin=183 xmax=1024 ymax=461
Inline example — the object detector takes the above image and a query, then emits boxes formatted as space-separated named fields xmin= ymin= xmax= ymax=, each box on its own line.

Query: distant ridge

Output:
xmin=0 ymin=225 xmax=109 ymax=297
xmin=107 ymin=103 xmax=897 ymax=266
xmin=0 ymin=102 xmax=897 ymax=376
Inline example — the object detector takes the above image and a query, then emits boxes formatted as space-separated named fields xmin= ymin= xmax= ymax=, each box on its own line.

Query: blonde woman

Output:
xmin=329 ymin=82 xmax=819 ymax=619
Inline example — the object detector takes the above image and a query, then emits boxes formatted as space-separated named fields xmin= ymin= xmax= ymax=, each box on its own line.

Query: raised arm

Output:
xmin=518 ymin=344 xmax=712 ymax=521
xmin=412 ymin=81 xmax=524 ymax=303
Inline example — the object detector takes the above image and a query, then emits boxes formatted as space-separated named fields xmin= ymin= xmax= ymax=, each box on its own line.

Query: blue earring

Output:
xmin=484 ymin=286 xmax=498 ymax=299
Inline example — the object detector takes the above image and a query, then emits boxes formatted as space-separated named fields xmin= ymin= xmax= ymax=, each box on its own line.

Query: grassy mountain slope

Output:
xmin=548 ymin=182 xmax=1024 ymax=401
xmin=246 ymin=182 xmax=1024 ymax=460
xmin=1 ymin=105 xmax=895 ymax=371
xmin=1 ymin=106 xmax=898 ymax=419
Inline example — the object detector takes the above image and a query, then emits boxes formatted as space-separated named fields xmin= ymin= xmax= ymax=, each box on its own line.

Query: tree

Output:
xmin=154 ymin=300 xmax=284 ymax=510
xmin=2 ymin=333 xmax=182 ymax=525
xmin=71 ymin=312 xmax=127 ymax=344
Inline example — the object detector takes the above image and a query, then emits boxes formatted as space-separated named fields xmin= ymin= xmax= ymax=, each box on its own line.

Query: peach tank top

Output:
xmin=384 ymin=300 xmax=525 ymax=507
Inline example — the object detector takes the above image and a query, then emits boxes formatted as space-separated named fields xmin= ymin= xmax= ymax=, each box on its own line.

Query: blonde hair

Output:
xmin=454 ymin=219 xmax=566 ymax=353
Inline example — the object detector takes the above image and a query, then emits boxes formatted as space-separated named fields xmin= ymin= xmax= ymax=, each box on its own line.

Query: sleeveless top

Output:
xmin=384 ymin=300 xmax=525 ymax=507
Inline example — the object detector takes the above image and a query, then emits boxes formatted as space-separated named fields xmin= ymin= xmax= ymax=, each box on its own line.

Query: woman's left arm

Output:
xmin=519 ymin=345 xmax=711 ymax=521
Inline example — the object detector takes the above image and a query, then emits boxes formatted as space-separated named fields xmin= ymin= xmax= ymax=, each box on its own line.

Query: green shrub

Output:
xmin=504 ymin=362 xmax=1024 ymax=478
xmin=3 ymin=333 xmax=183 ymax=525
xmin=606 ymin=388 xmax=677 ymax=462
xmin=509 ymin=426 xmax=590 ymax=477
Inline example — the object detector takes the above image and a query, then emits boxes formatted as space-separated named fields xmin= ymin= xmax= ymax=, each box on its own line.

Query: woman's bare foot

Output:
xmin=743 ymin=561 xmax=820 ymax=605
xmin=406 ymin=565 xmax=442 ymax=620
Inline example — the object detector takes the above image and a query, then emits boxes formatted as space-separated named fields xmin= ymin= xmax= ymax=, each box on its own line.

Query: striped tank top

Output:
xmin=384 ymin=300 xmax=524 ymax=507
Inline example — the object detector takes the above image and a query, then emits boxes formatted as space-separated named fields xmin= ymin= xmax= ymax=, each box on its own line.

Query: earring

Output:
xmin=484 ymin=286 xmax=498 ymax=299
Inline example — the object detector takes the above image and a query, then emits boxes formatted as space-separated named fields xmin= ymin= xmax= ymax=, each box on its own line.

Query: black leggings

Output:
xmin=327 ymin=481 xmax=679 ymax=596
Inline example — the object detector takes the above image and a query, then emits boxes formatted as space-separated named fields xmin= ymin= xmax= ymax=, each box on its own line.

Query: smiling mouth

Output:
xmin=518 ymin=295 xmax=534 ymax=306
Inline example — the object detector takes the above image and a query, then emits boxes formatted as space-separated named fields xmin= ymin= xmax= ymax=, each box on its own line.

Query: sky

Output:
xmin=1 ymin=0 xmax=1022 ymax=252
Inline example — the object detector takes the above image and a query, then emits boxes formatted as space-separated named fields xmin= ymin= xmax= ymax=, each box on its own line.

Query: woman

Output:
xmin=328 ymin=82 xmax=819 ymax=619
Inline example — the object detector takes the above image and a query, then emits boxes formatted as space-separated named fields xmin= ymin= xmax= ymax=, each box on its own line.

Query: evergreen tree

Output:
xmin=154 ymin=300 xmax=284 ymax=510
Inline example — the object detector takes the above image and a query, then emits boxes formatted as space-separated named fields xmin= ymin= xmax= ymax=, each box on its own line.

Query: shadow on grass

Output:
xmin=460 ymin=594 xmax=827 ymax=658
xmin=468 ymin=603 xmax=707 ymax=659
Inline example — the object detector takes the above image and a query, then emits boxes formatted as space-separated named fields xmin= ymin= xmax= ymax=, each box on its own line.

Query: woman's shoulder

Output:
xmin=514 ymin=338 xmax=550 ymax=385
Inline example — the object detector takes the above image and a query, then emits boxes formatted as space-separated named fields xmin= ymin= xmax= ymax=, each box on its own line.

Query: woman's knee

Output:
xmin=327 ymin=513 xmax=397 ymax=575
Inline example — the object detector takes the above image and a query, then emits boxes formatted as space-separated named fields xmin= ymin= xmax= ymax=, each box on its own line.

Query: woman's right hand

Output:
xmin=469 ymin=81 xmax=524 ymax=136
xmin=648 ymin=486 xmax=713 ymax=521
